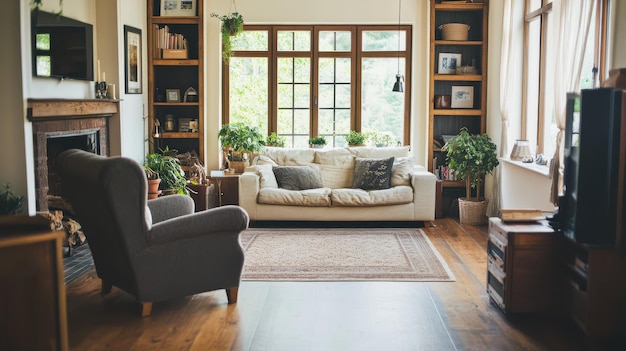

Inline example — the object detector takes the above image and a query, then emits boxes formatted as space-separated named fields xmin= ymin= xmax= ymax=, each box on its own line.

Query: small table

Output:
xmin=208 ymin=170 xmax=240 ymax=206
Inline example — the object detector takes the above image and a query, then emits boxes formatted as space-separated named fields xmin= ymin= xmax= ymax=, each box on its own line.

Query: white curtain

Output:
xmin=492 ymin=0 xmax=524 ymax=215
xmin=549 ymin=0 xmax=596 ymax=205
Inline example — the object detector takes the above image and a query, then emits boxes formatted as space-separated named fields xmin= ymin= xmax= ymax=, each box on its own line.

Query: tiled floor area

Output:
xmin=63 ymin=243 xmax=94 ymax=284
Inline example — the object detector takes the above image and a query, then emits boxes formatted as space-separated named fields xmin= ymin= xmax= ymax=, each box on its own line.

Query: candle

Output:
xmin=97 ymin=59 xmax=101 ymax=82
xmin=102 ymin=72 xmax=106 ymax=82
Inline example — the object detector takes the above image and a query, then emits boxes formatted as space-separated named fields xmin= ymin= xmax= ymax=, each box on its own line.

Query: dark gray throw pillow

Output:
xmin=352 ymin=157 xmax=395 ymax=190
xmin=272 ymin=165 xmax=324 ymax=190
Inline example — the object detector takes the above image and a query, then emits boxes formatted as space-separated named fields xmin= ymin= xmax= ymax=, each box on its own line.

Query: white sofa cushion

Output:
xmin=314 ymin=148 xmax=355 ymax=188
xmin=347 ymin=146 xmax=411 ymax=158
xmin=255 ymin=164 xmax=278 ymax=188
xmin=262 ymin=147 xmax=315 ymax=165
xmin=331 ymin=186 xmax=413 ymax=206
xmin=391 ymin=157 xmax=415 ymax=187
xmin=258 ymin=187 xmax=332 ymax=206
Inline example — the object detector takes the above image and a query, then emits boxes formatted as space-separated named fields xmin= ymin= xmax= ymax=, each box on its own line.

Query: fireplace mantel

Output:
xmin=27 ymin=98 xmax=119 ymax=121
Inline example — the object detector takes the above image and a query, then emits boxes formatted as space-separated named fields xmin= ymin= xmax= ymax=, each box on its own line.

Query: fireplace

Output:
xmin=28 ymin=99 xmax=118 ymax=213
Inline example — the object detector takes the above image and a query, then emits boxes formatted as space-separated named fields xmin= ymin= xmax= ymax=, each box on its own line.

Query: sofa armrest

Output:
xmin=410 ymin=169 xmax=437 ymax=221
xmin=239 ymin=171 xmax=260 ymax=219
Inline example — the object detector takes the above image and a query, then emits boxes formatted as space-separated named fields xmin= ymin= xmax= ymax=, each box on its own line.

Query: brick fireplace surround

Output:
xmin=27 ymin=99 xmax=119 ymax=213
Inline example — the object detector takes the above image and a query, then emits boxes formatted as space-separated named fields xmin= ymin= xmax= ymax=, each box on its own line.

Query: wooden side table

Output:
xmin=209 ymin=170 xmax=240 ymax=206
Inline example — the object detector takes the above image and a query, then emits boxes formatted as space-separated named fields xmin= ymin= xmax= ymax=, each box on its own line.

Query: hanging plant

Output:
xmin=210 ymin=12 xmax=244 ymax=63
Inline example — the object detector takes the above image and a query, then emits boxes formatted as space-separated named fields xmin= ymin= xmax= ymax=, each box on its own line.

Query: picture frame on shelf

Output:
xmin=124 ymin=26 xmax=142 ymax=94
xmin=451 ymin=86 xmax=474 ymax=108
xmin=438 ymin=53 xmax=462 ymax=74
xmin=166 ymin=89 xmax=180 ymax=102
xmin=160 ymin=0 xmax=197 ymax=16
xmin=179 ymin=118 xmax=193 ymax=132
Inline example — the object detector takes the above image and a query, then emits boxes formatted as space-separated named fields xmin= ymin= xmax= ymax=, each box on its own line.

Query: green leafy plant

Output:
xmin=0 ymin=183 xmax=24 ymax=215
xmin=210 ymin=12 xmax=244 ymax=62
xmin=144 ymin=150 xmax=188 ymax=195
xmin=369 ymin=131 xmax=394 ymax=147
xmin=219 ymin=123 xmax=265 ymax=160
xmin=345 ymin=130 xmax=367 ymax=146
xmin=266 ymin=132 xmax=286 ymax=147
xmin=308 ymin=136 xmax=327 ymax=146
xmin=442 ymin=127 xmax=499 ymax=201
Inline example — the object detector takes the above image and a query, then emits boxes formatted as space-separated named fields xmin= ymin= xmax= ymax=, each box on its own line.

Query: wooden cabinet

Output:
xmin=0 ymin=217 xmax=68 ymax=351
xmin=209 ymin=171 xmax=240 ymax=206
xmin=559 ymin=237 xmax=626 ymax=337
xmin=147 ymin=0 xmax=205 ymax=166
xmin=487 ymin=218 xmax=557 ymax=314
xmin=428 ymin=1 xmax=488 ymax=197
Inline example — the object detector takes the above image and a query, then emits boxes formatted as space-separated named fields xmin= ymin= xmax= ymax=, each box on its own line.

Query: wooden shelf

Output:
xmin=435 ymin=3 xmax=485 ymax=11
xmin=441 ymin=181 xmax=465 ymax=187
xmin=153 ymin=102 xmax=199 ymax=106
xmin=157 ymin=132 xmax=200 ymax=139
xmin=153 ymin=59 xmax=199 ymax=66
xmin=434 ymin=74 xmax=483 ymax=81
xmin=435 ymin=40 xmax=483 ymax=46
xmin=432 ymin=109 xmax=483 ymax=116
xmin=150 ymin=16 xmax=199 ymax=24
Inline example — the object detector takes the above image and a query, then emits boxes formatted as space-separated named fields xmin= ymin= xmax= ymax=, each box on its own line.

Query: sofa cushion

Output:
xmin=391 ymin=157 xmax=415 ymax=187
xmin=273 ymin=165 xmax=323 ymax=190
xmin=314 ymin=148 xmax=355 ymax=188
xmin=256 ymin=155 xmax=279 ymax=166
xmin=348 ymin=146 xmax=410 ymax=158
xmin=352 ymin=157 xmax=394 ymax=190
xmin=331 ymin=186 xmax=413 ymax=206
xmin=262 ymin=147 xmax=315 ymax=165
xmin=258 ymin=187 xmax=332 ymax=206
xmin=255 ymin=164 xmax=278 ymax=188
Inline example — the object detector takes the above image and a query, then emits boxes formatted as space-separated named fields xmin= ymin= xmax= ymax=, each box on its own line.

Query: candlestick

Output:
xmin=97 ymin=59 xmax=101 ymax=82
xmin=102 ymin=72 xmax=106 ymax=82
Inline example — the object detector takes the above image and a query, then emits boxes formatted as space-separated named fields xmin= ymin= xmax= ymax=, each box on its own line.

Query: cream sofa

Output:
xmin=238 ymin=146 xmax=436 ymax=222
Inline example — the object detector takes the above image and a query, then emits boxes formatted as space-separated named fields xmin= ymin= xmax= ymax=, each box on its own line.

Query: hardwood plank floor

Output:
xmin=65 ymin=218 xmax=624 ymax=350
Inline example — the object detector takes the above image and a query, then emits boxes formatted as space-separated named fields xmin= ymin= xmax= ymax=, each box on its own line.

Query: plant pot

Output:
xmin=147 ymin=179 xmax=161 ymax=194
xmin=310 ymin=144 xmax=325 ymax=149
xmin=458 ymin=197 xmax=488 ymax=225
xmin=147 ymin=190 xmax=162 ymax=200
xmin=229 ymin=160 xmax=249 ymax=174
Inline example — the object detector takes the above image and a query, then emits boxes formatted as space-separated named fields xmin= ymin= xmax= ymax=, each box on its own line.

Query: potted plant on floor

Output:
xmin=442 ymin=127 xmax=499 ymax=225
xmin=345 ymin=130 xmax=367 ymax=147
xmin=219 ymin=123 xmax=265 ymax=173
xmin=210 ymin=12 xmax=244 ymax=63
xmin=308 ymin=136 xmax=327 ymax=149
xmin=144 ymin=151 xmax=188 ymax=195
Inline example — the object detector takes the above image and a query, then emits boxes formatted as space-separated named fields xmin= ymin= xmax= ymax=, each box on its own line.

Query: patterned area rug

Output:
xmin=241 ymin=228 xmax=455 ymax=281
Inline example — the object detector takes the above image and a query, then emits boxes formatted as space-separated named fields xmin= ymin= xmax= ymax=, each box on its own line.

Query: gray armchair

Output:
xmin=56 ymin=149 xmax=248 ymax=316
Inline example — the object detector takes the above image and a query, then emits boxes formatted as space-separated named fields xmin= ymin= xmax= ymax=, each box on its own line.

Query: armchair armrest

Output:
xmin=147 ymin=195 xmax=194 ymax=224
xmin=147 ymin=205 xmax=249 ymax=246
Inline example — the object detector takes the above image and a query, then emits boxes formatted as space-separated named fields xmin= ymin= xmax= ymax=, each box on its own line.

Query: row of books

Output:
xmin=434 ymin=165 xmax=458 ymax=181
xmin=152 ymin=25 xmax=188 ymax=59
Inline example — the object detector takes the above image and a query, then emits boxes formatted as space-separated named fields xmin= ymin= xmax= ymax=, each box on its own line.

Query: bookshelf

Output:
xmin=147 ymin=0 xmax=205 ymax=168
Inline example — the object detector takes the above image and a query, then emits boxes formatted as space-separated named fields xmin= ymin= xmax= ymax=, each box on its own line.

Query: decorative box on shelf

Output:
xmin=162 ymin=48 xmax=188 ymax=59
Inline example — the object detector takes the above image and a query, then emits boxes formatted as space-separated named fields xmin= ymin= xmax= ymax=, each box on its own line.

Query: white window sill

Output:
xmin=500 ymin=158 xmax=550 ymax=177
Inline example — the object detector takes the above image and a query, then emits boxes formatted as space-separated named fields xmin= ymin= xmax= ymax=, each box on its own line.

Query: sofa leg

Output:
xmin=226 ymin=287 xmax=239 ymax=304
xmin=101 ymin=280 xmax=112 ymax=295
xmin=141 ymin=302 xmax=153 ymax=317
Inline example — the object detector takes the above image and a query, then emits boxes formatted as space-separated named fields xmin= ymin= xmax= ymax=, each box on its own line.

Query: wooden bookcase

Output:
xmin=428 ymin=1 xmax=488 ymax=203
xmin=147 ymin=0 xmax=205 ymax=166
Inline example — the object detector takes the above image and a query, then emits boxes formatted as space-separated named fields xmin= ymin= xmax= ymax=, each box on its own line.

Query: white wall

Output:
xmin=203 ymin=0 xmax=430 ymax=170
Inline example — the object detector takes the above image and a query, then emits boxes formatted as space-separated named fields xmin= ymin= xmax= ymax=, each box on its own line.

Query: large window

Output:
xmin=522 ymin=0 xmax=607 ymax=160
xmin=224 ymin=25 xmax=411 ymax=148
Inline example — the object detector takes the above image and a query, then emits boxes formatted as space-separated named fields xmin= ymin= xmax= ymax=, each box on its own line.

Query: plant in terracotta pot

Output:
xmin=265 ymin=132 xmax=286 ymax=147
xmin=442 ymin=127 xmax=499 ymax=225
xmin=345 ymin=130 xmax=367 ymax=146
xmin=144 ymin=151 xmax=188 ymax=195
xmin=210 ymin=12 xmax=244 ymax=62
xmin=144 ymin=166 xmax=162 ymax=199
xmin=218 ymin=123 xmax=265 ymax=173
xmin=308 ymin=136 xmax=327 ymax=148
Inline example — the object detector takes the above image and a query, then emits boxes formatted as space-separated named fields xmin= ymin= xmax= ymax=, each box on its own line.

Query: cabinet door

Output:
xmin=220 ymin=177 xmax=240 ymax=206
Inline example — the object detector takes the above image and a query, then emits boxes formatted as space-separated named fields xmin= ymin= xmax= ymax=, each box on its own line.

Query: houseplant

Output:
xmin=266 ymin=132 xmax=286 ymax=147
xmin=210 ymin=12 xmax=244 ymax=62
xmin=442 ymin=127 xmax=499 ymax=225
xmin=308 ymin=136 xmax=327 ymax=148
xmin=218 ymin=123 xmax=265 ymax=173
xmin=143 ymin=166 xmax=162 ymax=199
xmin=369 ymin=131 xmax=394 ymax=147
xmin=345 ymin=130 xmax=367 ymax=146
xmin=0 ymin=183 xmax=24 ymax=215
xmin=144 ymin=151 xmax=188 ymax=195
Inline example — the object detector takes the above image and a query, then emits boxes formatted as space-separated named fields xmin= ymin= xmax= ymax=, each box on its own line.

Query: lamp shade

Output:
xmin=392 ymin=74 xmax=404 ymax=92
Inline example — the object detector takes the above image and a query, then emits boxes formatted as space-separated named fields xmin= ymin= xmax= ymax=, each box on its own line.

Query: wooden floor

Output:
xmin=65 ymin=218 xmax=623 ymax=350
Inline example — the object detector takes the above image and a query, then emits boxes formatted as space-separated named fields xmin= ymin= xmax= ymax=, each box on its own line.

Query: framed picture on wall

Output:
xmin=438 ymin=53 xmax=462 ymax=74
xmin=124 ymin=25 xmax=142 ymax=94
xmin=451 ymin=86 xmax=474 ymax=108
xmin=161 ymin=0 xmax=197 ymax=16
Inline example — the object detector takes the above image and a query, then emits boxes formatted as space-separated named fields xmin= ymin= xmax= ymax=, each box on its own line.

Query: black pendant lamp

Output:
xmin=392 ymin=0 xmax=404 ymax=93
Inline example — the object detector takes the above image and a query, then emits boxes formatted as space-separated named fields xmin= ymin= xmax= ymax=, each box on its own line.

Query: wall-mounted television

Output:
xmin=31 ymin=10 xmax=94 ymax=81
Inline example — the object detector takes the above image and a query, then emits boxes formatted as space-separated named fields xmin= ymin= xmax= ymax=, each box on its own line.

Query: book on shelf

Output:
xmin=153 ymin=25 xmax=188 ymax=59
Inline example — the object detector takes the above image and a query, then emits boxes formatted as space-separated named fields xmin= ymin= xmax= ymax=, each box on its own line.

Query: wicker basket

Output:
xmin=439 ymin=23 xmax=470 ymax=41
xmin=458 ymin=197 xmax=488 ymax=225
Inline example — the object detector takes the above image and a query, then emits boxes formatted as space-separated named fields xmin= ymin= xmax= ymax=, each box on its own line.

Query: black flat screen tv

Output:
xmin=31 ymin=10 xmax=94 ymax=81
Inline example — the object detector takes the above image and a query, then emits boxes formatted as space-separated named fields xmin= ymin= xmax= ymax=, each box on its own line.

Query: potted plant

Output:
xmin=308 ymin=136 xmax=327 ymax=148
xmin=345 ymin=130 xmax=367 ymax=146
xmin=0 ymin=183 xmax=24 ymax=215
xmin=266 ymin=132 xmax=286 ymax=147
xmin=143 ymin=166 xmax=162 ymax=199
xmin=144 ymin=151 xmax=188 ymax=195
xmin=442 ymin=127 xmax=499 ymax=225
xmin=369 ymin=131 xmax=394 ymax=147
xmin=218 ymin=123 xmax=265 ymax=173
xmin=210 ymin=12 xmax=244 ymax=63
